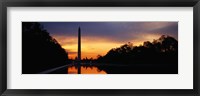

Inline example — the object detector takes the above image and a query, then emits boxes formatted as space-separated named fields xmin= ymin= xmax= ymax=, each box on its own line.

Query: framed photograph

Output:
xmin=0 ymin=0 xmax=199 ymax=96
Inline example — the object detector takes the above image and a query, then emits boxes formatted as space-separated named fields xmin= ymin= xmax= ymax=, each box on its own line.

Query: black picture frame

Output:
xmin=0 ymin=0 xmax=199 ymax=96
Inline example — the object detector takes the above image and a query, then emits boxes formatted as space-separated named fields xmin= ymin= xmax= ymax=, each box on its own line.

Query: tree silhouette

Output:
xmin=96 ymin=35 xmax=178 ymax=74
xmin=22 ymin=22 xmax=69 ymax=74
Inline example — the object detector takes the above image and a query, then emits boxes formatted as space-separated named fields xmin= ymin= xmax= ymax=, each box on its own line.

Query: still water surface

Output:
xmin=68 ymin=66 xmax=107 ymax=74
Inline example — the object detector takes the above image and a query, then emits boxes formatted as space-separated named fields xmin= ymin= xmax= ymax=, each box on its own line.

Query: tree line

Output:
xmin=96 ymin=35 xmax=178 ymax=65
xmin=22 ymin=22 xmax=70 ymax=74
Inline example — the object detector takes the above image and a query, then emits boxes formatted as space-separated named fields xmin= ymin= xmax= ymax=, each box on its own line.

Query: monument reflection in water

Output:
xmin=68 ymin=66 xmax=107 ymax=74
xmin=70 ymin=27 xmax=107 ymax=74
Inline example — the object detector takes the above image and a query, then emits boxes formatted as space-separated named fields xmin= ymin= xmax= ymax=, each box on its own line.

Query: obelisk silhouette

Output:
xmin=77 ymin=27 xmax=81 ymax=74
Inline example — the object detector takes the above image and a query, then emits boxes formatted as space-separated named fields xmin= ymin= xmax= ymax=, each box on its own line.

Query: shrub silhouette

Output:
xmin=22 ymin=22 xmax=69 ymax=74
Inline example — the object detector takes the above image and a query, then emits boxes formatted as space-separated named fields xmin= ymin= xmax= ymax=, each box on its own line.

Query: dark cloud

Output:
xmin=40 ymin=22 xmax=178 ymax=43
xmin=148 ymin=22 xmax=178 ymax=40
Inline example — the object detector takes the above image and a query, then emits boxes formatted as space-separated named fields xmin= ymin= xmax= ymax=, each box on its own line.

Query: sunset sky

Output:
xmin=40 ymin=22 xmax=178 ymax=59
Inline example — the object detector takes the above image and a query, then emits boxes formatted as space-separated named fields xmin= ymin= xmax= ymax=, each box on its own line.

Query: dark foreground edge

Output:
xmin=0 ymin=0 xmax=200 ymax=96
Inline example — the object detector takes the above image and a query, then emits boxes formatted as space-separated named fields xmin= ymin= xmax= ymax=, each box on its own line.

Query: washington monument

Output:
xmin=78 ymin=27 xmax=81 ymax=74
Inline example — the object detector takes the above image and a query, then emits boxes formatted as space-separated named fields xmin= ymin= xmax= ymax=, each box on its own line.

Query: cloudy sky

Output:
xmin=40 ymin=22 xmax=178 ymax=59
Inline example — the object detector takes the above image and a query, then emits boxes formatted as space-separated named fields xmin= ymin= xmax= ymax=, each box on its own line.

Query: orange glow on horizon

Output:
xmin=52 ymin=33 xmax=162 ymax=60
